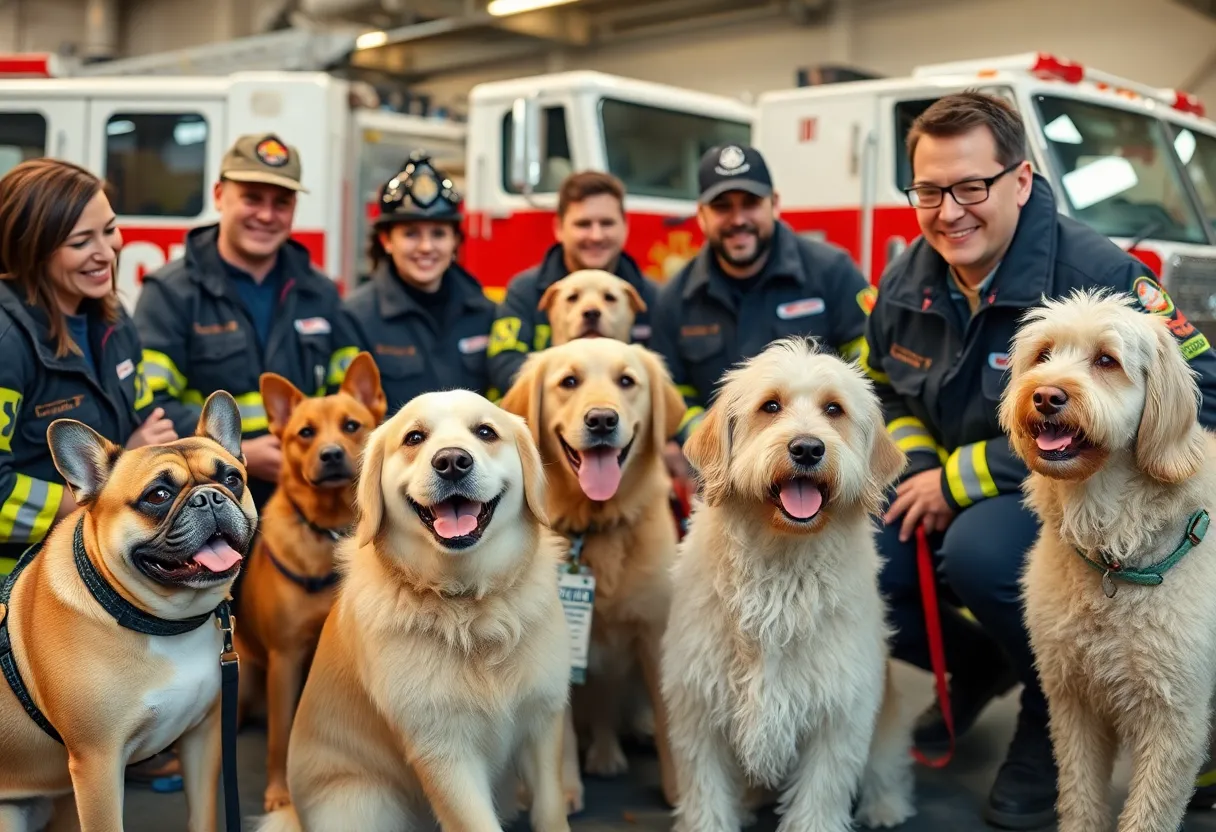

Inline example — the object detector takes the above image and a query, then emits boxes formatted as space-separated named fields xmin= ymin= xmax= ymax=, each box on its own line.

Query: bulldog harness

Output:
xmin=0 ymin=517 xmax=244 ymax=831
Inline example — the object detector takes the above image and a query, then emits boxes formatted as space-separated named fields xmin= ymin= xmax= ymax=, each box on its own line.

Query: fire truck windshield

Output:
xmin=1170 ymin=124 xmax=1216 ymax=232
xmin=599 ymin=97 xmax=751 ymax=201
xmin=1034 ymin=94 xmax=1211 ymax=245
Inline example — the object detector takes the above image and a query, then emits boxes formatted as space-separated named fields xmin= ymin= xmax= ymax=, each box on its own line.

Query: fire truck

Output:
xmin=0 ymin=39 xmax=753 ymax=308
xmin=754 ymin=52 xmax=1216 ymax=332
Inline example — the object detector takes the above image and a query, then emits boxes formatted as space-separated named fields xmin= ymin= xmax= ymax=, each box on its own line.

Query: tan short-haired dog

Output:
xmin=255 ymin=389 xmax=571 ymax=832
xmin=538 ymin=269 xmax=647 ymax=345
xmin=0 ymin=391 xmax=254 ymax=832
xmin=999 ymin=289 xmax=1216 ymax=832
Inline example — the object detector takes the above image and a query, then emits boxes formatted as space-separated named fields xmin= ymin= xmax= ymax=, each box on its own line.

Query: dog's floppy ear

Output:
xmin=507 ymin=412 xmax=549 ymax=526
xmin=197 ymin=390 xmax=244 ymax=462
xmin=355 ymin=425 xmax=388 ymax=548
xmin=867 ymin=423 xmax=907 ymax=515
xmin=48 ymin=419 xmax=123 ymax=505
xmin=537 ymin=282 xmax=562 ymax=315
xmin=499 ymin=354 xmax=544 ymax=448
xmin=260 ymin=372 xmax=304 ymax=440
xmin=639 ymin=346 xmax=686 ymax=456
xmin=1136 ymin=320 xmax=1206 ymax=484
xmin=622 ymin=282 xmax=648 ymax=315
xmin=684 ymin=400 xmax=732 ymax=506
xmin=340 ymin=351 xmax=389 ymax=425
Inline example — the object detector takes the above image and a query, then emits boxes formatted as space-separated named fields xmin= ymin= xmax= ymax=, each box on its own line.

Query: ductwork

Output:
xmin=298 ymin=0 xmax=382 ymax=17
xmin=83 ymin=0 xmax=119 ymax=62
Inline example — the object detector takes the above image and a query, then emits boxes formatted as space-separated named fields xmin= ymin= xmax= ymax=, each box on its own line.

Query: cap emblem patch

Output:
xmin=256 ymin=138 xmax=289 ymax=167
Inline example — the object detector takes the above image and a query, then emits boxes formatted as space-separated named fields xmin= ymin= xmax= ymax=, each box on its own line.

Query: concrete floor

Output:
xmin=122 ymin=663 xmax=1216 ymax=831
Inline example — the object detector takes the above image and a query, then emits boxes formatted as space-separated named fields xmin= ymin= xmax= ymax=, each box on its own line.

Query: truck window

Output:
xmin=501 ymin=105 xmax=571 ymax=194
xmin=1171 ymin=126 xmax=1216 ymax=234
xmin=1034 ymin=95 xmax=1208 ymax=245
xmin=599 ymin=98 xmax=750 ymax=201
xmin=0 ymin=112 xmax=47 ymax=178
xmin=104 ymin=113 xmax=207 ymax=218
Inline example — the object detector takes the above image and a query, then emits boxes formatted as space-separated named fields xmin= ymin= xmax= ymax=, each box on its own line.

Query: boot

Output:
xmin=982 ymin=708 xmax=1058 ymax=830
xmin=914 ymin=649 xmax=1019 ymax=750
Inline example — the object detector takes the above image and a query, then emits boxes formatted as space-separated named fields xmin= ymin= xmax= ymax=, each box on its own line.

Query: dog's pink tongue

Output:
xmin=578 ymin=447 xmax=622 ymax=501
xmin=1036 ymin=426 xmax=1075 ymax=452
xmin=191 ymin=539 xmax=242 ymax=573
xmin=433 ymin=500 xmax=482 ymax=539
xmin=779 ymin=479 xmax=823 ymax=520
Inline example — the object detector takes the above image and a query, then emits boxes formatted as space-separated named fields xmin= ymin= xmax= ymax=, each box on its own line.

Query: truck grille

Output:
xmin=1164 ymin=255 xmax=1216 ymax=338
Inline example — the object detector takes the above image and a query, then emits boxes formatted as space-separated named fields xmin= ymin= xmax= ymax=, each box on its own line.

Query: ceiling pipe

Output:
xmin=82 ymin=0 xmax=119 ymax=62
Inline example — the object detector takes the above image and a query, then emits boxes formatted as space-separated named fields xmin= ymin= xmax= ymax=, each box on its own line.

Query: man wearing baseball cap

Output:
xmin=134 ymin=132 xmax=357 ymax=512
xmin=650 ymin=144 xmax=876 ymax=449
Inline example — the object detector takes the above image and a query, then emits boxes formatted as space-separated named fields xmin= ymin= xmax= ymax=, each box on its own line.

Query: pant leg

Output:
xmin=937 ymin=492 xmax=1048 ymax=719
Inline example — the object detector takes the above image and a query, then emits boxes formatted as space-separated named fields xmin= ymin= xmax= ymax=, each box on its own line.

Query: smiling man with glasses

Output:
xmin=859 ymin=90 xmax=1216 ymax=830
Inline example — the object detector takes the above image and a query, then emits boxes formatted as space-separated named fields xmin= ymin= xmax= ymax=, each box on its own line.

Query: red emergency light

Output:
xmin=0 ymin=53 xmax=56 ymax=78
xmin=1171 ymin=90 xmax=1206 ymax=119
xmin=1029 ymin=53 xmax=1084 ymax=84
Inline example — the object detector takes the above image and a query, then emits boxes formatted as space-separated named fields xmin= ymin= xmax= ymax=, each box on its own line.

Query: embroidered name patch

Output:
xmin=115 ymin=358 xmax=135 ymax=380
xmin=631 ymin=324 xmax=652 ymax=341
xmin=458 ymin=334 xmax=489 ymax=354
xmin=988 ymin=352 xmax=1010 ymax=371
xmin=35 ymin=395 xmax=85 ymax=418
xmin=890 ymin=343 xmax=932 ymax=371
xmin=293 ymin=317 xmax=331 ymax=335
xmin=776 ymin=298 xmax=825 ymax=320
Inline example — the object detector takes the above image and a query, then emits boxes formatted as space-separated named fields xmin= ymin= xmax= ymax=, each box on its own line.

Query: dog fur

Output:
xmin=233 ymin=351 xmax=387 ymax=812
xmin=500 ymin=338 xmax=685 ymax=809
xmin=659 ymin=336 xmax=916 ymax=832
xmin=537 ymin=269 xmax=646 ymax=345
xmin=254 ymin=389 xmax=571 ymax=832
xmin=0 ymin=391 xmax=254 ymax=832
xmin=999 ymin=289 xmax=1216 ymax=832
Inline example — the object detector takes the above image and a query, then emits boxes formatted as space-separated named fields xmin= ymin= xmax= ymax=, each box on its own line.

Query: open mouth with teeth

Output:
xmin=135 ymin=533 xmax=244 ymax=586
xmin=408 ymin=494 xmax=501 ymax=550
xmin=1031 ymin=421 xmax=1093 ymax=461
xmin=768 ymin=477 xmax=829 ymax=524
xmin=558 ymin=432 xmax=634 ymax=501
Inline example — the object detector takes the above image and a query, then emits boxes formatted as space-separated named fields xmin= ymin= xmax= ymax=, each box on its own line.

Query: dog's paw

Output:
xmin=854 ymin=792 xmax=916 ymax=829
xmin=263 ymin=784 xmax=292 ymax=813
xmin=583 ymin=738 xmax=629 ymax=777
xmin=563 ymin=779 xmax=585 ymax=815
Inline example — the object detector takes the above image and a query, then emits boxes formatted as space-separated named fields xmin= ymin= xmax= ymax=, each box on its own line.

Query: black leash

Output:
xmin=0 ymin=516 xmax=243 ymax=831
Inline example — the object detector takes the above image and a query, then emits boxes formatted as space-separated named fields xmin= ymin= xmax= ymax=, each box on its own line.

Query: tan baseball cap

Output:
xmin=218 ymin=133 xmax=309 ymax=193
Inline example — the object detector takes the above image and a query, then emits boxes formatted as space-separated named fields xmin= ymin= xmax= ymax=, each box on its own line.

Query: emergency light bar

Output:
xmin=912 ymin=51 xmax=1207 ymax=120
xmin=0 ymin=52 xmax=61 ymax=78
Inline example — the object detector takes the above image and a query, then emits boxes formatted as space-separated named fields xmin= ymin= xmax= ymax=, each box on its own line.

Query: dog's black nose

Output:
xmin=432 ymin=447 xmax=474 ymax=482
xmin=318 ymin=445 xmax=345 ymax=465
xmin=584 ymin=408 xmax=619 ymax=436
xmin=1033 ymin=386 xmax=1069 ymax=416
xmin=189 ymin=489 xmax=229 ymax=508
xmin=583 ymin=308 xmax=602 ymax=322
xmin=788 ymin=436 xmax=826 ymax=467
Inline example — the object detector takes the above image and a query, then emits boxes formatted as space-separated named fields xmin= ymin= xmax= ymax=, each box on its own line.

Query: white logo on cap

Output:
xmin=715 ymin=145 xmax=750 ymax=176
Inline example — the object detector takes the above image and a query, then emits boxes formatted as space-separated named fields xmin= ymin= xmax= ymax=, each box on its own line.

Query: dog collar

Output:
xmin=1074 ymin=508 xmax=1209 ymax=598
xmin=264 ymin=543 xmax=341 ymax=594
xmin=287 ymin=494 xmax=353 ymax=543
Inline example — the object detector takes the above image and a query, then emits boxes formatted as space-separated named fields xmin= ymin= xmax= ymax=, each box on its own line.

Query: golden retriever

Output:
xmin=660 ymin=336 xmax=916 ymax=831
xmin=999 ymin=288 xmax=1216 ymax=832
xmin=501 ymin=338 xmax=685 ymax=809
xmin=537 ymin=269 xmax=647 ymax=345
xmin=254 ymin=389 xmax=572 ymax=832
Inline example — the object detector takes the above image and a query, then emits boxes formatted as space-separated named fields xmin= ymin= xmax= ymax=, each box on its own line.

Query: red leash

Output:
xmin=911 ymin=525 xmax=956 ymax=768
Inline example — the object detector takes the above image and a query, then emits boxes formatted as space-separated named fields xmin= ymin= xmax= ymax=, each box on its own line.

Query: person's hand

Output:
xmin=663 ymin=440 xmax=689 ymax=482
xmin=883 ymin=467 xmax=955 ymax=543
xmin=126 ymin=407 xmax=178 ymax=450
xmin=241 ymin=434 xmax=282 ymax=482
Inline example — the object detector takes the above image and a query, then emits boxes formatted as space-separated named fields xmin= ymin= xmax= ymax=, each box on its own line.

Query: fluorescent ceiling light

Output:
xmin=487 ymin=0 xmax=578 ymax=17
xmin=1061 ymin=156 xmax=1138 ymax=210
xmin=355 ymin=30 xmax=388 ymax=50
xmin=1044 ymin=114 xmax=1082 ymax=145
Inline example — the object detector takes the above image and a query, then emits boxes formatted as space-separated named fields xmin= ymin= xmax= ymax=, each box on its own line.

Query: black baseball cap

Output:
xmin=698 ymin=144 xmax=773 ymax=203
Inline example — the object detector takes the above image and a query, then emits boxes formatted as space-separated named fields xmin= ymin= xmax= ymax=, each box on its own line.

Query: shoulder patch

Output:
xmin=1131 ymin=275 xmax=1175 ymax=316
xmin=857 ymin=285 xmax=878 ymax=316
xmin=0 ymin=387 xmax=22 ymax=453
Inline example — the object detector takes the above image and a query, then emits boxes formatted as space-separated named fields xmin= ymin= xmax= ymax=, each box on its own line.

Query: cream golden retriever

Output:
xmin=537 ymin=269 xmax=647 ymax=345
xmin=660 ymin=336 xmax=917 ymax=832
xmin=254 ymin=389 xmax=571 ymax=832
xmin=998 ymin=289 xmax=1216 ymax=832
xmin=501 ymin=337 xmax=685 ymax=810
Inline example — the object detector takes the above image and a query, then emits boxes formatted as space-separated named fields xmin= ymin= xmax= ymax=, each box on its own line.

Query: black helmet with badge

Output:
xmin=375 ymin=150 xmax=462 ymax=227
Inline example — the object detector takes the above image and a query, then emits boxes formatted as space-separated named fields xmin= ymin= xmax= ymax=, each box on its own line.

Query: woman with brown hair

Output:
xmin=0 ymin=157 xmax=180 ymax=786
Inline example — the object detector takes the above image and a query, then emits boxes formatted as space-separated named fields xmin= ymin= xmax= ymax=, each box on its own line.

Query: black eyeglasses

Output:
xmin=903 ymin=160 xmax=1024 ymax=209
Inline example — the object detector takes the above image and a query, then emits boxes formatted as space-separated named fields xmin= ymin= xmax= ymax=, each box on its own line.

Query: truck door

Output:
xmin=84 ymin=96 xmax=226 ymax=310
xmin=0 ymin=97 xmax=87 ymax=177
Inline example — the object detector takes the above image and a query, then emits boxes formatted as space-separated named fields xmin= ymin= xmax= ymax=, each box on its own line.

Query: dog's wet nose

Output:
xmin=318 ymin=445 xmax=345 ymax=465
xmin=584 ymin=408 xmax=619 ymax=435
xmin=583 ymin=308 xmax=602 ymax=322
xmin=788 ymin=436 xmax=826 ymax=467
xmin=1033 ymin=386 xmax=1069 ymax=416
xmin=432 ymin=447 xmax=474 ymax=482
xmin=189 ymin=488 xmax=229 ymax=508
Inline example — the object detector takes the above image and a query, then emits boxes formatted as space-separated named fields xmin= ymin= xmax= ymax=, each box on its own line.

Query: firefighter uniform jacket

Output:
xmin=133 ymin=225 xmax=358 ymax=443
xmin=862 ymin=173 xmax=1216 ymax=513
xmin=340 ymin=261 xmax=496 ymax=415
xmin=650 ymin=219 xmax=875 ymax=445
xmin=0 ymin=281 xmax=153 ymax=570
xmin=486 ymin=243 xmax=660 ymax=396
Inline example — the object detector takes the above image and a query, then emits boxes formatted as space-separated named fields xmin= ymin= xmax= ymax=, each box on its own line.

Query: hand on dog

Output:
xmin=126 ymin=407 xmax=179 ymax=449
xmin=883 ymin=468 xmax=954 ymax=542
xmin=242 ymin=433 xmax=283 ymax=482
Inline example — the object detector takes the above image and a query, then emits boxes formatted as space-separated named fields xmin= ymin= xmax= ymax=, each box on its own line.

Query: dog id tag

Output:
xmin=557 ymin=569 xmax=595 ymax=685
xmin=1102 ymin=571 xmax=1117 ymax=599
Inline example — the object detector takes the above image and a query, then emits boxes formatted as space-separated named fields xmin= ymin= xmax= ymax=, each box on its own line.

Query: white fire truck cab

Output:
xmin=755 ymin=52 xmax=1216 ymax=333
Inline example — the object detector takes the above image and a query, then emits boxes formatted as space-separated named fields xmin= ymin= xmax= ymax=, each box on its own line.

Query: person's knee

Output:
xmin=875 ymin=516 xmax=919 ymax=602
xmin=939 ymin=496 xmax=1038 ymax=609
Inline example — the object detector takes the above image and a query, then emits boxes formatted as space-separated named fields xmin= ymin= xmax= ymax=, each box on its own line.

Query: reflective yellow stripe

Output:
xmin=141 ymin=350 xmax=187 ymax=397
xmin=134 ymin=360 xmax=154 ymax=410
xmin=676 ymin=384 xmax=697 ymax=400
xmin=1182 ymin=333 xmax=1211 ymax=361
xmin=945 ymin=441 xmax=998 ymax=508
xmin=677 ymin=405 xmax=704 ymax=436
xmin=0 ymin=556 xmax=16 ymax=576
xmin=486 ymin=387 xmax=502 ymax=404
xmin=233 ymin=392 xmax=268 ymax=434
xmin=858 ymin=337 xmax=889 ymax=385
xmin=327 ymin=346 xmax=360 ymax=389
xmin=532 ymin=324 xmax=551 ymax=352
xmin=886 ymin=416 xmax=938 ymax=456
xmin=0 ymin=475 xmax=63 ymax=543
xmin=838 ymin=335 xmax=865 ymax=364
xmin=1197 ymin=769 xmax=1216 ymax=788
xmin=487 ymin=317 xmax=526 ymax=358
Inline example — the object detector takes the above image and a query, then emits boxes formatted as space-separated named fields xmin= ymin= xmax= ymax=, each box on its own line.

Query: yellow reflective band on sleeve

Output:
xmin=533 ymin=325 xmax=551 ymax=352
xmin=0 ymin=556 xmax=16 ymax=577
xmin=327 ymin=346 xmax=360 ymax=388
xmin=1196 ymin=768 xmax=1216 ymax=789
xmin=486 ymin=387 xmax=502 ymax=404
xmin=858 ymin=338 xmax=890 ymax=385
xmin=838 ymin=335 xmax=865 ymax=364
xmin=133 ymin=361 xmax=155 ymax=410
xmin=945 ymin=441 xmax=999 ymax=508
xmin=1182 ymin=333 xmax=1211 ymax=361
xmin=676 ymin=384 xmax=698 ymax=401
xmin=0 ymin=474 xmax=64 ymax=544
xmin=677 ymin=406 xmax=705 ymax=436
xmin=141 ymin=350 xmax=187 ymax=397
xmin=233 ymin=392 xmax=268 ymax=435
xmin=487 ymin=317 xmax=527 ymax=359
xmin=886 ymin=416 xmax=937 ymax=456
